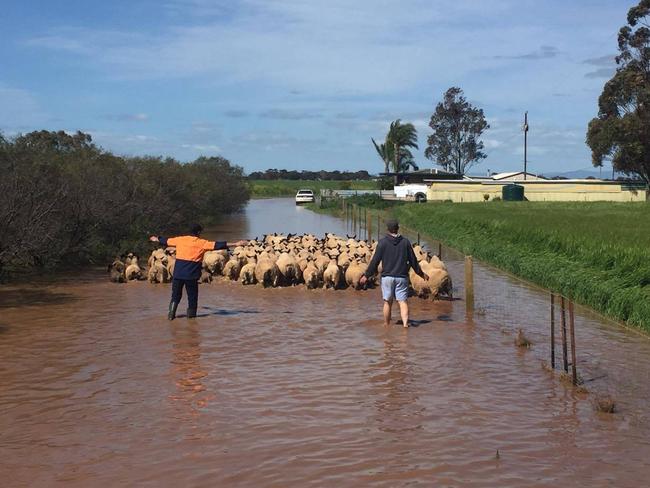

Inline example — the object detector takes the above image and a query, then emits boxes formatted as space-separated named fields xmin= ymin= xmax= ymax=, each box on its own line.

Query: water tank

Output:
xmin=502 ymin=184 xmax=525 ymax=201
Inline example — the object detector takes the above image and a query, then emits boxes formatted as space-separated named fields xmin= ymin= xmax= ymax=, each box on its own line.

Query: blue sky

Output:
xmin=0 ymin=0 xmax=628 ymax=175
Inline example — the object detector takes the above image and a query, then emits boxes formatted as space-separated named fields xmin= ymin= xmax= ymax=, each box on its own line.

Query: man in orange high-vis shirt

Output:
xmin=149 ymin=224 xmax=247 ymax=320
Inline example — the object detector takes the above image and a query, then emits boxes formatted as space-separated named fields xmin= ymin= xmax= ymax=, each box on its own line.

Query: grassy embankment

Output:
xmin=248 ymin=179 xmax=378 ymax=198
xmin=311 ymin=196 xmax=650 ymax=332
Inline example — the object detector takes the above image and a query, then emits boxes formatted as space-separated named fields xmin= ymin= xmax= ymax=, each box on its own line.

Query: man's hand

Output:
xmin=231 ymin=239 xmax=249 ymax=247
xmin=149 ymin=235 xmax=159 ymax=243
xmin=360 ymin=275 xmax=368 ymax=286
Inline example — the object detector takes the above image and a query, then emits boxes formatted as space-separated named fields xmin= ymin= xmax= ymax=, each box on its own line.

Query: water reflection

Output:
xmin=169 ymin=324 xmax=210 ymax=415
xmin=371 ymin=331 xmax=423 ymax=436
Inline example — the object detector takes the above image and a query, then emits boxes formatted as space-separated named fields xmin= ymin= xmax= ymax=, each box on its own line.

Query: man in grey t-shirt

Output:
xmin=360 ymin=220 xmax=429 ymax=328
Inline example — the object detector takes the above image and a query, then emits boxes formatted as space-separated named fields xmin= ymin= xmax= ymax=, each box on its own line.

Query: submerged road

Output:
xmin=1 ymin=198 xmax=649 ymax=487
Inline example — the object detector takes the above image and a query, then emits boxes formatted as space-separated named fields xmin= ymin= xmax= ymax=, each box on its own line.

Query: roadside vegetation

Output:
xmin=0 ymin=130 xmax=249 ymax=278
xmin=249 ymin=179 xmax=380 ymax=198
xmin=311 ymin=198 xmax=650 ymax=332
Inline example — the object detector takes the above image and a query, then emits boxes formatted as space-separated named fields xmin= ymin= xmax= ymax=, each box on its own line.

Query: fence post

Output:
xmin=377 ymin=215 xmax=380 ymax=241
xmin=465 ymin=256 xmax=474 ymax=314
xmin=560 ymin=296 xmax=568 ymax=373
xmin=417 ymin=232 xmax=420 ymax=246
xmin=367 ymin=211 xmax=372 ymax=242
xmin=550 ymin=293 xmax=556 ymax=369
xmin=358 ymin=205 xmax=361 ymax=236
xmin=345 ymin=201 xmax=349 ymax=227
xmin=569 ymin=300 xmax=577 ymax=385
xmin=438 ymin=242 xmax=442 ymax=259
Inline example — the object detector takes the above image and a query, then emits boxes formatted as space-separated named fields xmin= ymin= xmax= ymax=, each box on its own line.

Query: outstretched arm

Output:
xmin=213 ymin=239 xmax=248 ymax=250
xmin=149 ymin=235 xmax=173 ymax=246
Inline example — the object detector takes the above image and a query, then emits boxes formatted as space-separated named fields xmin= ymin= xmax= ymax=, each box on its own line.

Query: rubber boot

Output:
xmin=168 ymin=301 xmax=179 ymax=321
xmin=187 ymin=307 xmax=197 ymax=319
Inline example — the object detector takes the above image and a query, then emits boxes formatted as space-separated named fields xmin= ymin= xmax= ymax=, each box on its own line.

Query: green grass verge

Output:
xmin=249 ymin=179 xmax=379 ymax=198
xmin=312 ymin=199 xmax=650 ymax=332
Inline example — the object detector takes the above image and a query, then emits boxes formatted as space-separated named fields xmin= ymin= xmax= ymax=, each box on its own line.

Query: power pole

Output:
xmin=523 ymin=111 xmax=529 ymax=180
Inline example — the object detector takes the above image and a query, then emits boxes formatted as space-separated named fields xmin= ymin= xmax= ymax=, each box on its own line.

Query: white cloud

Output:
xmin=181 ymin=143 xmax=221 ymax=152
xmin=22 ymin=0 xmax=519 ymax=94
xmin=106 ymin=113 xmax=149 ymax=122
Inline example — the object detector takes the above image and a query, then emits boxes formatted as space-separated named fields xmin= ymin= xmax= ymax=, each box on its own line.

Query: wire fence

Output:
xmin=337 ymin=198 xmax=584 ymax=387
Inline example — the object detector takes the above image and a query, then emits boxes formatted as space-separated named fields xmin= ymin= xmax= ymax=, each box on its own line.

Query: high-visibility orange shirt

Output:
xmin=159 ymin=235 xmax=227 ymax=280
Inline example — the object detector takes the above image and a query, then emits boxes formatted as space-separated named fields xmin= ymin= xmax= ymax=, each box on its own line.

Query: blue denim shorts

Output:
xmin=381 ymin=276 xmax=409 ymax=302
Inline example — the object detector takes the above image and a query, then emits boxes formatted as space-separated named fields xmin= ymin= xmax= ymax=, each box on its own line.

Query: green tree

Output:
xmin=387 ymin=119 xmax=419 ymax=175
xmin=586 ymin=1 xmax=650 ymax=183
xmin=0 ymin=130 xmax=250 ymax=278
xmin=371 ymin=138 xmax=391 ymax=173
xmin=371 ymin=119 xmax=419 ymax=182
xmin=425 ymin=87 xmax=489 ymax=175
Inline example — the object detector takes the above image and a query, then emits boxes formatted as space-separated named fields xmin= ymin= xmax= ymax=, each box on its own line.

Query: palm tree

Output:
xmin=372 ymin=120 xmax=419 ymax=182
xmin=371 ymin=138 xmax=391 ymax=173
xmin=388 ymin=119 xmax=418 ymax=168
xmin=394 ymin=149 xmax=419 ymax=173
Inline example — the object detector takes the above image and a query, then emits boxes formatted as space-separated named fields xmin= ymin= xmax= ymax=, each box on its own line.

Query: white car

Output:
xmin=295 ymin=189 xmax=315 ymax=204
xmin=393 ymin=184 xmax=428 ymax=202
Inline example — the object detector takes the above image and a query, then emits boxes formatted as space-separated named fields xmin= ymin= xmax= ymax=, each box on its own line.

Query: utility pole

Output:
xmin=523 ymin=111 xmax=529 ymax=180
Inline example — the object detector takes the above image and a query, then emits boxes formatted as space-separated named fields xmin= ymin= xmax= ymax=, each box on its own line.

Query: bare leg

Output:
xmin=383 ymin=299 xmax=393 ymax=326
xmin=398 ymin=300 xmax=409 ymax=328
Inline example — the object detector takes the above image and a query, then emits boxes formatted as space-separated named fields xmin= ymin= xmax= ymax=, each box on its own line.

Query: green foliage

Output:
xmin=425 ymin=87 xmax=489 ymax=175
xmin=346 ymin=194 xmax=404 ymax=210
xmin=307 ymin=194 xmax=404 ymax=214
xmin=372 ymin=119 xmax=419 ymax=175
xmin=339 ymin=180 xmax=352 ymax=190
xmin=378 ymin=177 xmax=394 ymax=190
xmin=0 ymin=130 xmax=249 ymax=276
xmin=586 ymin=1 xmax=650 ymax=183
xmin=248 ymin=179 xmax=378 ymax=197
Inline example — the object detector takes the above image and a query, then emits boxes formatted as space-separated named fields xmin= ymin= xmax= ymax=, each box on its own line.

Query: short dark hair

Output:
xmin=386 ymin=219 xmax=399 ymax=234
xmin=189 ymin=223 xmax=203 ymax=236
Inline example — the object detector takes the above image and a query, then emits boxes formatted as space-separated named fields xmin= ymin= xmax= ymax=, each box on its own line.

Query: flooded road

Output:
xmin=1 ymin=198 xmax=650 ymax=487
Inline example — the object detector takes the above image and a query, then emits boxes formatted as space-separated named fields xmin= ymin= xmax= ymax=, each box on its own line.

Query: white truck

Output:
xmin=393 ymin=184 xmax=428 ymax=202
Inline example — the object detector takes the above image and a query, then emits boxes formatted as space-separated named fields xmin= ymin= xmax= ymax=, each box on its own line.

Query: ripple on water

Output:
xmin=2 ymin=200 xmax=650 ymax=487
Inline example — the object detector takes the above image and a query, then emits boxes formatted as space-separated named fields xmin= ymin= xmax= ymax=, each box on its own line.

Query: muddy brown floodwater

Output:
xmin=1 ymin=198 xmax=650 ymax=487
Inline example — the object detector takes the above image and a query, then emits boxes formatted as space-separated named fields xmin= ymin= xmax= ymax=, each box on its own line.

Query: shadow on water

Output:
xmin=0 ymin=288 xmax=76 ymax=309
xmin=396 ymin=319 xmax=432 ymax=328
xmin=176 ymin=307 xmax=262 ymax=318
xmin=436 ymin=314 xmax=454 ymax=322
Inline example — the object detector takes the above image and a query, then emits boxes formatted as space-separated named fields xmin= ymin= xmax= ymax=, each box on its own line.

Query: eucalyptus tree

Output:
xmin=425 ymin=87 xmax=489 ymax=175
xmin=586 ymin=0 xmax=650 ymax=183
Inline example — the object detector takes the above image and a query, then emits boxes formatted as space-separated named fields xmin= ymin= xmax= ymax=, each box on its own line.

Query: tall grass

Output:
xmin=312 ymin=199 xmax=650 ymax=331
xmin=249 ymin=179 xmax=378 ymax=198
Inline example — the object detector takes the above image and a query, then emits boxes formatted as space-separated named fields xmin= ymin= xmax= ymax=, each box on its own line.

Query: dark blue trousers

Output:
xmin=171 ymin=278 xmax=199 ymax=311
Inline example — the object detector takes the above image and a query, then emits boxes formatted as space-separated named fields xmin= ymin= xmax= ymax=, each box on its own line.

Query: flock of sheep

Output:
xmin=108 ymin=233 xmax=453 ymax=300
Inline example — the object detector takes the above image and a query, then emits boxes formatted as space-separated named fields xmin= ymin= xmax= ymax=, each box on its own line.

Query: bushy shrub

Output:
xmin=0 ymin=130 xmax=249 ymax=277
